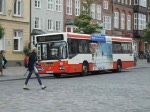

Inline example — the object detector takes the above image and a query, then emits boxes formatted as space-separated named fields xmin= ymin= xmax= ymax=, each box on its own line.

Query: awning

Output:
xmin=31 ymin=29 xmax=46 ymax=35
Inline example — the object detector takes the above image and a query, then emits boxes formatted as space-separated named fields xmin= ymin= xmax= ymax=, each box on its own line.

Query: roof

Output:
xmin=31 ymin=29 xmax=46 ymax=35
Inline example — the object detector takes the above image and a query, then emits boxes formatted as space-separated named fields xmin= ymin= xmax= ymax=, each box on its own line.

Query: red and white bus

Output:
xmin=35 ymin=32 xmax=135 ymax=78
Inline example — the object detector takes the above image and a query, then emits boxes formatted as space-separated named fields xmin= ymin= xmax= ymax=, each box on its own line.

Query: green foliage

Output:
xmin=143 ymin=22 xmax=150 ymax=44
xmin=0 ymin=24 xmax=4 ymax=39
xmin=23 ymin=46 xmax=30 ymax=56
xmin=73 ymin=14 xmax=99 ymax=34
xmin=74 ymin=14 xmax=92 ymax=28
xmin=73 ymin=0 xmax=99 ymax=34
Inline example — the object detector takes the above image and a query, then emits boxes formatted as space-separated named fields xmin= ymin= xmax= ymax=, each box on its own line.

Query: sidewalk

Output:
xmin=0 ymin=67 xmax=29 ymax=81
xmin=135 ymin=59 xmax=150 ymax=68
xmin=0 ymin=59 xmax=150 ymax=81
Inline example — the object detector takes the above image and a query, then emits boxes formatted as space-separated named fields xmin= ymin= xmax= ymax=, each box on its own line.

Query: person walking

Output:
xmin=23 ymin=47 xmax=46 ymax=90
xmin=1 ymin=50 xmax=7 ymax=69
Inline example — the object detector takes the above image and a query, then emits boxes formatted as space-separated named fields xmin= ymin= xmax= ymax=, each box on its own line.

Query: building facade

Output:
xmin=133 ymin=0 xmax=147 ymax=52
xmin=112 ymin=0 xmax=133 ymax=38
xmin=0 ymin=0 xmax=30 ymax=66
xmin=146 ymin=0 xmax=150 ymax=50
xmin=0 ymin=0 xmax=149 ymax=67
xmin=64 ymin=0 xmax=102 ymax=33
xmin=31 ymin=0 xmax=64 ymax=48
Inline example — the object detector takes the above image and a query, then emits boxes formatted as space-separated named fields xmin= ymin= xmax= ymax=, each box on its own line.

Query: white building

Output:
xmin=31 ymin=0 xmax=64 ymax=47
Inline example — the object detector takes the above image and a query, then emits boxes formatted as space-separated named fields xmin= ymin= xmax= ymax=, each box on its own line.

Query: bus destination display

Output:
xmin=37 ymin=34 xmax=64 ymax=42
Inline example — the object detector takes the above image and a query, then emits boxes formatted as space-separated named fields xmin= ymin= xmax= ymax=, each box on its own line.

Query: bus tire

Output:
xmin=53 ymin=74 xmax=61 ymax=78
xmin=80 ymin=62 xmax=89 ymax=76
xmin=117 ymin=61 xmax=122 ymax=72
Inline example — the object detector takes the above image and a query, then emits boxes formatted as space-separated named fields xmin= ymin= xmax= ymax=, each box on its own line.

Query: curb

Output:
xmin=0 ymin=75 xmax=53 ymax=82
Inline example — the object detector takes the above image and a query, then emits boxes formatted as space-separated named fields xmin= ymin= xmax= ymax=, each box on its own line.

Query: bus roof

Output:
xmin=111 ymin=36 xmax=133 ymax=42
xmin=35 ymin=32 xmax=133 ymax=42
xmin=67 ymin=32 xmax=91 ymax=40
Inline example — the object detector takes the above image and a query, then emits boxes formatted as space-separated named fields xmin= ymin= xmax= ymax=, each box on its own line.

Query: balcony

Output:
xmin=133 ymin=5 xmax=147 ymax=14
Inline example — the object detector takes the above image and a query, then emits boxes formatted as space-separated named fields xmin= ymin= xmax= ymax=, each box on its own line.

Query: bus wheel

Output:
xmin=80 ymin=63 xmax=89 ymax=76
xmin=53 ymin=74 xmax=61 ymax=78
xmin=117 ymin=62 xmax=122 ymax=72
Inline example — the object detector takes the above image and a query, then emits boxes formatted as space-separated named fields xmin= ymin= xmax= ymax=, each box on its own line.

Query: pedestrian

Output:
xmin=1 ymin=50 xmax=7 ymax=69
xmin=23 ymin=47 xmax=46 ymax=90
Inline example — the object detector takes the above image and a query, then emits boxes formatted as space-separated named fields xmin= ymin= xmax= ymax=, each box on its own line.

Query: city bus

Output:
xmin=35 ymin=32 xmax=135 ymax=78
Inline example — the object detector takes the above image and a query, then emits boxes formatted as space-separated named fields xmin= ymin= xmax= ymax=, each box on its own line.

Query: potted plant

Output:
xmin=23 ymin=46 xmax=30 ymax=56
xmin=23 ymin=46 xmax=30 ymax=68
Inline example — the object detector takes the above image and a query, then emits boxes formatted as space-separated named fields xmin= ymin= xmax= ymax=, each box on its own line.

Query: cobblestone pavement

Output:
xmin=0 ymin=59 xmax=149 ymax=81
xmin=0 ymin=66 xmax=150 ymax=112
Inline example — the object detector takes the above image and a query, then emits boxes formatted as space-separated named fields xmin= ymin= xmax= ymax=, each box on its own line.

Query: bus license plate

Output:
xmin=46 ymin=71 xmax=53 ymax=73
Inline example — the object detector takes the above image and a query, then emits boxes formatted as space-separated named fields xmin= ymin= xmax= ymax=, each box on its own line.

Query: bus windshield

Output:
xmin=37 ymin=41 xmax=68 ymax=60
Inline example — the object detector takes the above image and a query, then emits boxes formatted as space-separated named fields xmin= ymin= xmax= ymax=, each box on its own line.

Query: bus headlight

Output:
xmin=59 ymin=66 xmax=66 ymax=70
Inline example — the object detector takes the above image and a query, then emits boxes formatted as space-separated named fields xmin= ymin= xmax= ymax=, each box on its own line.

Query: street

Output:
xmin=0 ymin=67 xmax=150 ymax=112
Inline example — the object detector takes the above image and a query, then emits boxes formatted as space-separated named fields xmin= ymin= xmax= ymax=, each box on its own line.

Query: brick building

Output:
xmin=112 ymin=0 xmax=133 ymax=38
xmin=146 ymin=0 xmax=150 ymax=50
xmin=64 ymin=0 xmax=102 ymax=33
xmin=133 ymin=0 xmax=147 ymax=53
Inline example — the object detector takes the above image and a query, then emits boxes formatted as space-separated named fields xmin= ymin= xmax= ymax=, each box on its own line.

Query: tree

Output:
xmin=143 ymin=22 xmax=150 ymax=44
xmin=0 ymin=24 xmax=4 ymax=39
xmin=73 ymin=0 xmax=99 ymax=34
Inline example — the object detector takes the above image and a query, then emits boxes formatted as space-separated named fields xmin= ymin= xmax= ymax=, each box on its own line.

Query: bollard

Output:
xmin=0 ymin=53 xmax=3 ymax=76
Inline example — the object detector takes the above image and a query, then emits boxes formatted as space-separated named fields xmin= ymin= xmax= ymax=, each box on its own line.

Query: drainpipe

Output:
xmin=29 ymin=0 xmax=32 ymax=49
xmin=112 ymin=0 xmax=114 ymax=36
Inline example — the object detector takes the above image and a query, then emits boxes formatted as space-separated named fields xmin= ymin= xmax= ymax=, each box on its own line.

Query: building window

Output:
xmin=127 ymin=15 xmax=131 ymax=30
xmin=135 ymin=0 xmax=147 ymax=7
xmin=66 ymin=0 xmax=72 ymax=15
xmin=121 ymin=0 xmax=124 ymax=4
xmin=134 ymin=0 xmax=138 ymax=5
xmin=97 ymin=5 xmax=101 ymax=20
xmin=114 ymin=12 xmax=119 ymax=28
xmin=35 ymin=0 xmax=41 ymax=8
xmin=66 ymin=27 xmax=78 ymax=32
xmin=14 ymin=0 xmax=22 ymax=16
xmin=13 ymin=30 xmax=23 ymax=51
xmin=125 ymin=0 xmax=128 ymax=4
xmin=134 ymin=13 xmax=137 ymax=30
xmin=55 ymin=0 xmax=61 ymax=12
xmin=0 ymin=0 xmax=5 ymax=14
xmin=139 ymin=0 xmax=147 ymax=7
xmin=0 ymin=29 xmax=5 ymax=50
xmin=55 ymin=20 xmax=61 ymax=32
xmin=134 ymin=13 xmax=146 ymax=30
xmin=138 ymin=14 xmax=146 ymax=30
xmin=75 ymin=0 xmax=80 ymax=16
xmin=91 ymin=4 xmax=95 ymax=19
xmin=103 ymin=16 xmax=111 ymax=30
xmin=121 ymin=13 xmax=125 ymax=29
xmin=47 ymin=0 xmax=53 ymax=10
xmin=129 ymin=0 xmax=131 ymax=5
xmin=118 ymin=0 xmax=120 ymax=2
xmin=67 ymin=27 xmax=71 ymax=32
xmin=82 ymin=2 xmax=87 ymax=14
xmin=34 ymin=17 xmax=40 ymax=29
xmin=103 ymin=1 xmax=108 ymax=10
xmin=48 ymin=19 xmax=53 ymax=31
